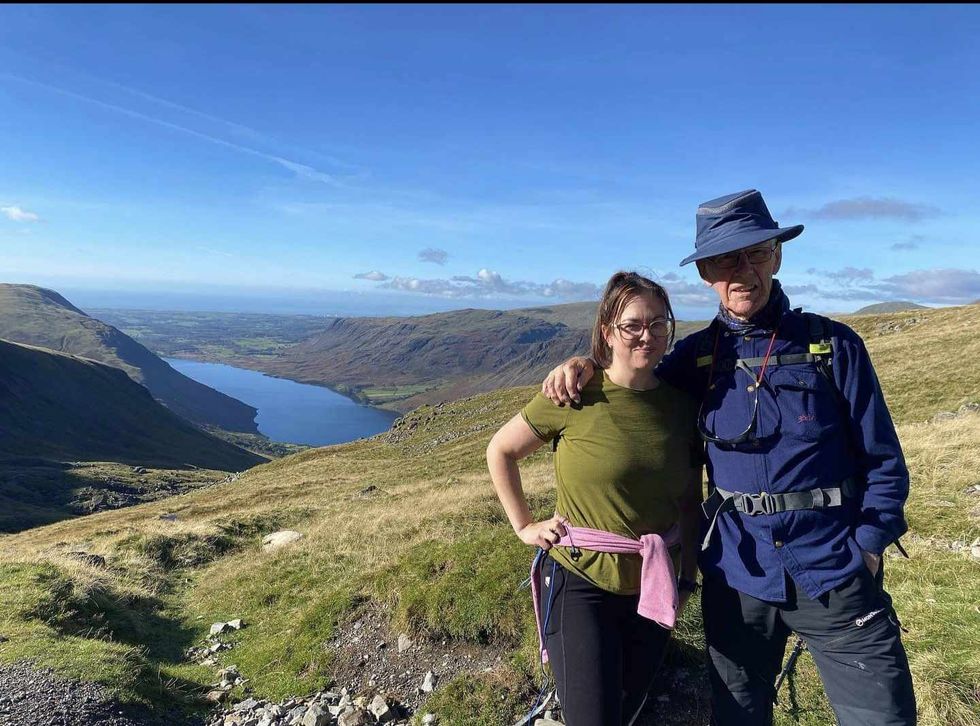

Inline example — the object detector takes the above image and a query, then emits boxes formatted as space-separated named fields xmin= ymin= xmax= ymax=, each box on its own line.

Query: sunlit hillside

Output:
xmin=1 ymin=305 xmax=977 ymax=725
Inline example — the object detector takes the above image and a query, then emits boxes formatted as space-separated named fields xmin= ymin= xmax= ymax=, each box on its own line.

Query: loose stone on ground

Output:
xmin=262 ymin=530 xmax=305 ymax=552
xmin=212 ymin=689 xmax=410 ymax=726
xmin=0 ymin=661 xmax=201 ymax=726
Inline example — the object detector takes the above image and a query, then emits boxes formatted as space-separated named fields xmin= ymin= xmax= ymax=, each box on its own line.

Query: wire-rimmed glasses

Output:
xmin=705 ymin=239 xmax=779 ymax=269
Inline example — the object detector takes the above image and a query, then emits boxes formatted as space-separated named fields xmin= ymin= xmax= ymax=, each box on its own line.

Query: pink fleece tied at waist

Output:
xmin=530 ymin=523 xmax=681 ymax=663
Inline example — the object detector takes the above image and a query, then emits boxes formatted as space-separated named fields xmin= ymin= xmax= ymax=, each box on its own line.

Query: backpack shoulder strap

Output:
xmin=799 ymin=313 xmax=910 ymax=559
xmin=695 ymin=319 xmax=720 ymax=368
xmin=801 ymin=311 xmax=851 ymax=417
xmin=805 ymin=311 xmax=834 ymax=356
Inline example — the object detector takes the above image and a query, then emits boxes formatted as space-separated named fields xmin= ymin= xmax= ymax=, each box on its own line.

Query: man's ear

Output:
xmin=696 ymin=260 xmax=710 ymax=284
xmin=773 ymin=243 xmax=783 ymax=275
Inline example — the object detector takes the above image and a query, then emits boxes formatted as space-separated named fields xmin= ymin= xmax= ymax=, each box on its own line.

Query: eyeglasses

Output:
xmin=696 ymin=326 xmax=779 ymax=446
xmin=697 ymin=360 xmax=762 ymax=445
xmin=614 ymin=318 xmax=671 ymax=340
xmin=706 ymin=240 xmax=778 ymax=269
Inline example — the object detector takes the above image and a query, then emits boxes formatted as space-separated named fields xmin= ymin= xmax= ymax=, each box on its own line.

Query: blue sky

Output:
xmin=1 ymin=5 xmax=978 ymax=319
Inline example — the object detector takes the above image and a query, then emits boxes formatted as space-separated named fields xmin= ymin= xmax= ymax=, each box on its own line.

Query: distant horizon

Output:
xmin=9 ymin=278 xmax=943 ymax=322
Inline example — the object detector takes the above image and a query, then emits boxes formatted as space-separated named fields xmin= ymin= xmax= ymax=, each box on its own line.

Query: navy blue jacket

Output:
xmin=657 ymin=288 xmax=909 ymax=602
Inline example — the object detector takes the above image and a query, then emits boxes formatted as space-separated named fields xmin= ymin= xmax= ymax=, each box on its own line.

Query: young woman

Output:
xmin=487 ymin=272 xmax=702 ymax=726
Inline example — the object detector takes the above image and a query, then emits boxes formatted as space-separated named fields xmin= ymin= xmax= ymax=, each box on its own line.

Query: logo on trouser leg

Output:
xmin=855 ymin=608 xmax=884 ymax=627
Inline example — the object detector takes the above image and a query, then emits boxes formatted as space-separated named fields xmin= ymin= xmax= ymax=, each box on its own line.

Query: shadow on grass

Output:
xmin=29 ymin=567 xmax=198 ymax=666
xmin=0 ymin=457 xmax=226 ymax=534
xmin=0 ymin=561 xmax=211 ymax=714
xmin=0 ymin=458 xmax=81 ymax=532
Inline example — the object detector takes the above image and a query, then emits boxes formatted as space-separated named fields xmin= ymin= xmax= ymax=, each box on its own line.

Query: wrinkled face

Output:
xmin=696 ymin=241 xmax=783 ymax=321
xmin=602 ymin=292 xmax=670 ymax=371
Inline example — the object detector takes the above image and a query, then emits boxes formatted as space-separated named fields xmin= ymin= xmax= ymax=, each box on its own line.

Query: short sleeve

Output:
xmin=520 ymin=392 xmax=570 ymax=442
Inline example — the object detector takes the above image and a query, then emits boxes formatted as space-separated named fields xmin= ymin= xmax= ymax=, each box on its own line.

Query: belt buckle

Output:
xmin=744 ymin=492 xmax=776 ymax=516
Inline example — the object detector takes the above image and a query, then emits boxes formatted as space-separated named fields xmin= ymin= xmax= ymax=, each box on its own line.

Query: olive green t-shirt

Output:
xmin=521 ymin=369 xmax=699 ymax=595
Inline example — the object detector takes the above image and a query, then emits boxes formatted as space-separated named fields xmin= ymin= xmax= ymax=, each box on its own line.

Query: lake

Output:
xmin=164 ymin=358 xmax=398 ymax=446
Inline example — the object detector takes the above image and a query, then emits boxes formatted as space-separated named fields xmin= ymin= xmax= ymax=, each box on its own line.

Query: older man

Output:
xmin=543 ymin=189 xmax=916 ymax=725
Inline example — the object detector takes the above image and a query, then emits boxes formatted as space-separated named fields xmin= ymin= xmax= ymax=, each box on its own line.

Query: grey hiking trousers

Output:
xmin=703 ymin=566 xmax=916 ymax=726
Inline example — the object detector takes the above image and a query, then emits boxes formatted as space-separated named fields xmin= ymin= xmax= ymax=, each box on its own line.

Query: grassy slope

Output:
xmin=0 ymin=340 xmax=265 ymax=533
xmin=0 ymin=460 xmax=232 ymax=534
xmin=841 ymin=304 xmax=980 ymax=424
xmin=0 ymin=284 xmax=259 ymax=433
xmin=0 ymin=306 xmax=977 ymax=724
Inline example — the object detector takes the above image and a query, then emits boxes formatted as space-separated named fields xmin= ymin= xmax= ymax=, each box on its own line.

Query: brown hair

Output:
xmin=590 ymin=271 xmax=676 ymax=369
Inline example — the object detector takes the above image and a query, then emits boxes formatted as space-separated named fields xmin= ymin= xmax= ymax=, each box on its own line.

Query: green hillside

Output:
xmin=0 ymin=306 xmax=976 ymax=725
xmin=852 ymin=301 xmax=929 ymax=315
xmin=842 ymin=303 xmax=980 ymax=424
xmin=0 ymin=284 xmax=259 ymax=433
xmin=261 ymin=307 xmax=594 ymax=410
xmin=0 ymin=340 xmax=265 ymax=531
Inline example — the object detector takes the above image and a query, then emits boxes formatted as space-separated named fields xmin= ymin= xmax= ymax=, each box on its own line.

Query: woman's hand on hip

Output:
xmin=517 ymin=516 xmax=567 ymax=550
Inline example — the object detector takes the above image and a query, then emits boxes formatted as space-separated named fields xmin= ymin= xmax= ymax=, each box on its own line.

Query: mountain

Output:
xmin=0 ymin=305 xmax=977 ymax=724
xmin=852 ymin=301 xmax=929 ymax=314
xmin=92 ymin=301 xmax=706 ymax=412
xmin=246 ymin=301 xmax=705 ymax=411
xmin=0 ymin=284 xmax=258 ymax=433
xmin=0 ymin=338 xmax=265 ymax=471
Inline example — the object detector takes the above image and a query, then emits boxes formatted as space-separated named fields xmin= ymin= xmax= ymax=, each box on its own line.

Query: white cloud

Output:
xmin=369 ymin=266 xmax=724 ymax=307
xmin=543 ymin=279 xmax=604 ymax=299
xmin=378 ymin=268 xmax=601 ymax=300
xmin=1 ymin=205 xmax=40 ymax=222
xmin=354 ymin=271 xmax=390 ymax=281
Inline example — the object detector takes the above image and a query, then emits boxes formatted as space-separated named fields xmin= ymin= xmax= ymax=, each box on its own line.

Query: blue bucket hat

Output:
xmin=679 ymin=189 xmax=804 ymax=266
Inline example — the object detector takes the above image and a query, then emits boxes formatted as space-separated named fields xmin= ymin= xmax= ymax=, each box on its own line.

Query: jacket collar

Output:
xmin=715 ymin=279 xmax=791 ymax=334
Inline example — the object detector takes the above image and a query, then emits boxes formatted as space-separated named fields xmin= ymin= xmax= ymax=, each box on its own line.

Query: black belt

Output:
xmin=701 ymin=478 xmax=858 ymax=551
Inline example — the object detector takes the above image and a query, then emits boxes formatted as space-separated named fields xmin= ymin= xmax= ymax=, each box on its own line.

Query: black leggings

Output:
xmin=538 ymin=558 xmax=670 ymax=726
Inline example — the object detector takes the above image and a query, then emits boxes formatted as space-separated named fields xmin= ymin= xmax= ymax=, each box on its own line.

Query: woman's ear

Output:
xmin=601 ymin=323 xmax=612 ymax=347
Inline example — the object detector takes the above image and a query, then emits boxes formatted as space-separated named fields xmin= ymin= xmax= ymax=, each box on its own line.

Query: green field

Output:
xmin=360 ymin=384 xmax=439 ymax=402
xmin=91 ymin=308 xmax=333 ymax=363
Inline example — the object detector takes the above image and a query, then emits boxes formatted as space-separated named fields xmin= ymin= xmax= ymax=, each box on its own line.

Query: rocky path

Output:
xmin=0 ymin=662 xmax=202 ymax=726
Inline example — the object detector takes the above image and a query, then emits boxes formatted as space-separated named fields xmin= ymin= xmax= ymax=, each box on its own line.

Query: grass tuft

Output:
xmin=414 ymin=668 xmax=536 ymax=726
xmin=375 ymin=528 xmax=535 ymax=645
